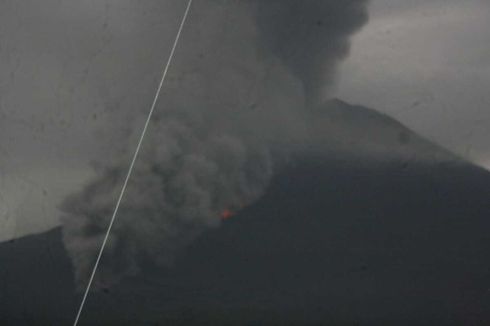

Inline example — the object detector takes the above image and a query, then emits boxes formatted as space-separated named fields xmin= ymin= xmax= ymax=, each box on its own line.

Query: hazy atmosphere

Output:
xmin=339 ymin=0 xmax=490 ymax=168
xmin=1 ymin=1 xmax=490 ymax=324
xmin=1 ymin=0 xmax=488 ymax=242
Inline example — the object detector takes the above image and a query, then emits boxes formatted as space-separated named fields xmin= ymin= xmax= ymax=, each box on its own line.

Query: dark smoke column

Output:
xmin=256 ymin=0 xmax=369 ymax=108
xmin=60 ymin=0 xmax=370 ymax=290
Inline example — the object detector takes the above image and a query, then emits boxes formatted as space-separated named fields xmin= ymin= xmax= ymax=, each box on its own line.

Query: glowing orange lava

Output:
xmin=221 ymin=209 xmax=234 ymax=220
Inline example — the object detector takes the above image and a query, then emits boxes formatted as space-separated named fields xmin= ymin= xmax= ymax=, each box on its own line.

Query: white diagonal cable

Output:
xmin=72 ymin=1 xmax=193 ymax=324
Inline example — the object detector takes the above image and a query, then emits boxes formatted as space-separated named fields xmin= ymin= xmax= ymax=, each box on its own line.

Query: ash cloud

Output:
xmin=60 ymin=0 xmax=369 ymax=289
xmin=257 ymin=0 xmax=369 ymax=107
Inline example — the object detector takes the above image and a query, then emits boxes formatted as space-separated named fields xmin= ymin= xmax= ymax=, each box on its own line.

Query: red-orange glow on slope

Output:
xmin=221 ymin=209 xmax=234 ymax=220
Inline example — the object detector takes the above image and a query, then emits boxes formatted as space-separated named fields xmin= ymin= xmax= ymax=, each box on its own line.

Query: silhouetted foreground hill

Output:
xmin=2 ymin=101 xmax=490 ymax=325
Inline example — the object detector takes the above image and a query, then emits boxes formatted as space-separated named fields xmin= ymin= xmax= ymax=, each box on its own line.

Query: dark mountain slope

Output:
xmin=1 ymin=101 xmax=490 ymax=325
xmin=303 ymin=99 xmax=459 ymax=162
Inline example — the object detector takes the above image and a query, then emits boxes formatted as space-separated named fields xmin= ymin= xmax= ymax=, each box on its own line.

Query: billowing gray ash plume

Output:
xmin=61 ymin=0 xmax=369 ymax=289
xmin=257 ymin=0 xmax=369 ymax=107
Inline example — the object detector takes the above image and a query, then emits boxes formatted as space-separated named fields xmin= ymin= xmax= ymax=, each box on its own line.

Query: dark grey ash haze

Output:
xmin=1 ymin=0 xmax=490 ymax=325
xmin=60 ymin=0 xmax=371 ymax=290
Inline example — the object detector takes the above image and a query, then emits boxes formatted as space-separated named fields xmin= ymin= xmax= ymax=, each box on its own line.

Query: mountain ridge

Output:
xmin=1 ymin=100 xmax=490 ymax=325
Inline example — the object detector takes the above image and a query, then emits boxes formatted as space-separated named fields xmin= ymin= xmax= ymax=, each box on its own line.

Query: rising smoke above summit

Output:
xmin=61 ymin=0 xmax=370 ymax=289
xmin=256 ymin=0 xmax=369 ymax=107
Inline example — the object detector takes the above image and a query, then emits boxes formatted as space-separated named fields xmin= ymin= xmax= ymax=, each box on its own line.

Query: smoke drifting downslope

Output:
xmin=61 ymin=0 xmax=369 ymax=289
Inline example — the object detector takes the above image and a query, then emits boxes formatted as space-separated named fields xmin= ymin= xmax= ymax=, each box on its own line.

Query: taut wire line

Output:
xmin=72 ymin=1 xmax=194 ymax=324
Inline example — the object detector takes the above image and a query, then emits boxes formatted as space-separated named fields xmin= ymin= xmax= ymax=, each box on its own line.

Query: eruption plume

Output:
xmin=61 ymin=0 xmax=369 ymax=289
xmin=257 ymin=0 xmax=369 ymax=107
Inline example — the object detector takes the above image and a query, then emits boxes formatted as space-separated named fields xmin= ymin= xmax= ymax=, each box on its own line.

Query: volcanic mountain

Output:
xmin=2 ymin=100 xmax=490 ymax=325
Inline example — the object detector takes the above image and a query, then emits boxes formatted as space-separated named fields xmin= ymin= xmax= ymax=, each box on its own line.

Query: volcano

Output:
xmin=1 ymin=100 xmax=490 ymax=325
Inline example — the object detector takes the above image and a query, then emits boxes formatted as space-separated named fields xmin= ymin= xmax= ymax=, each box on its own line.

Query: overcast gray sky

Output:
xmin=0 ymin=0 xmax=187 ymax=240
xmin=338 ymin=0 xmax=490 ymax=169
xmin=1 ymin=0 xmax=489 ymax=241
